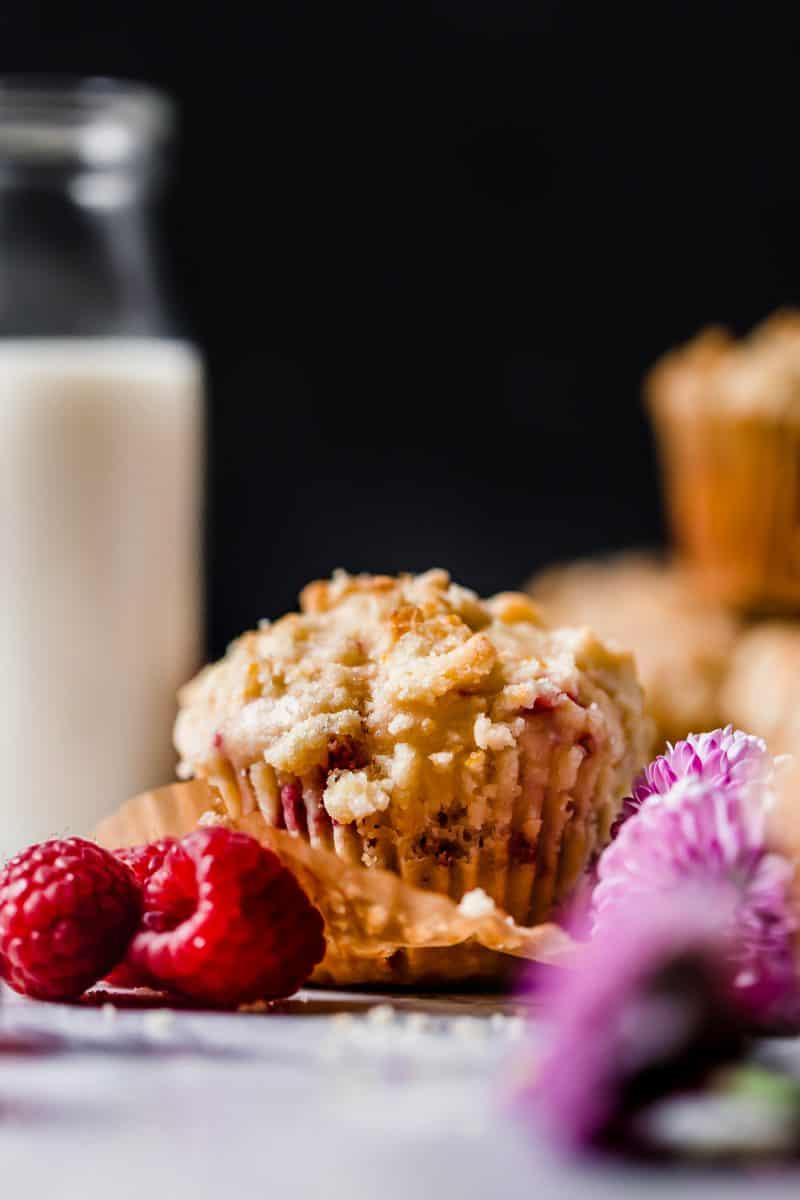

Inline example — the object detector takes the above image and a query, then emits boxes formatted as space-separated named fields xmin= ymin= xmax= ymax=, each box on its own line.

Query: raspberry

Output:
xmin=105 ymin=839 xmax=177 ymax=988
xmin=127 ymin=826 xmax=326 ymax=1005
xmin=115 ymin=839 xmax=176 ymax=887
xmin=0 ymin=837 xmax=142 ymax=1001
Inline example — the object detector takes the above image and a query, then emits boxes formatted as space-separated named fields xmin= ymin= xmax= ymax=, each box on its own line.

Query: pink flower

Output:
xmin=594 ymin=729 xmax=797 ymax=1024
xmin=614 ymin=726 xmax=777 ymax=834
xmin=521 ymin=889 xmax=750 ymax=1154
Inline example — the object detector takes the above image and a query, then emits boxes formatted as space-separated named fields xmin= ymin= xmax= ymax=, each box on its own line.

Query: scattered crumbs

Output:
xmin=101 ymin=1003 xmax=117 ymax=1025
xmin=457 ymin=887 xmax=495 ymax=919
xmin=449 ymin=1017 xmax=486 ymax=1042
xmin=238 ymin=999 xmax=270 ymax=1013
xmin=488 ymin=1012 xmax=526 ymax=1040
xmin=321 ymin=1012 xmax=357 ymax=1061
xmin=331 ymin=1012 xmax=355 ymax=1029
xmin=366 ymin=1003 xmax=396 ymax=1027
xmin=506 ymin=1016 xmax=525 ymax=1041
xmin=143 ymin=1009 xmax=175 ymax=1039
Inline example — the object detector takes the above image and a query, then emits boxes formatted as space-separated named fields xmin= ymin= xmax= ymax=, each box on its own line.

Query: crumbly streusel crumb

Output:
xmin=458 ymin=888 xmax=496 ymax=919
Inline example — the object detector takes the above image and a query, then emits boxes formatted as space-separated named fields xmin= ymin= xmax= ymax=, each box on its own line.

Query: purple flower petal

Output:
xmin=521 ymin=889 xmax=750 ymax=1154
xmin=626 ymin=726 xmax=775 ymax=820
xmin=594 ymin=730 xmax=797 ymax=1024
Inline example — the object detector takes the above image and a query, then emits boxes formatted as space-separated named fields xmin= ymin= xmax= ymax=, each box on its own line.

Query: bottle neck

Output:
xmin=0 ymin=79 xmax=179 ymax=340
xmin=0 ymin=172 xmax=177 ymax=338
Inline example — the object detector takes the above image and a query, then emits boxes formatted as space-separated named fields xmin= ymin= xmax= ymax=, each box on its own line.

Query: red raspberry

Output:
xmin=127 ymin=826 xmax=326 ymax=1005
xmin=0 ymin=837 xmax=142 ymax=1001
xmin=115 ymin=838 xmax=177 ymax=887
xmin=105 ymin=839 xmax=177 ymax=988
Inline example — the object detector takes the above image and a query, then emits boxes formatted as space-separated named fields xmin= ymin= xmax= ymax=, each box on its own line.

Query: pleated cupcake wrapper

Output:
xmin=204 ymin=704 xmax=619 ymax=928
xmin=93 ymin=780 xmax=577 ymax=987
xmin=652 ymin=402 xmax=800 ymax=612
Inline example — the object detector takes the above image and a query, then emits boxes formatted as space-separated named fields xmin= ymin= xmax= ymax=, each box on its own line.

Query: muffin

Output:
xmin=768 ymin=763 xmax=800 ymax=977
xmin=722 ymin=623 xmax=800 ymax=758
xmin=528 ymin=553 xmax=739 ymax=751
xmin=647 ymin=311 xmax=800 ymax=612
xmin=173 ymin=569 xmax=648 ymax=986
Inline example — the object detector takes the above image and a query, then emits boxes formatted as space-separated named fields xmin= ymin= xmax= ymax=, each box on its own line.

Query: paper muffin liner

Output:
xmin=651 ymin=400 xmax=800 ymax=612
xmin=162 ymin=688 xmax=636 ymax=985
xmin=199 ymin=695 xmax=624 ymax=915
xmin=93 ymin=781 xmax=576 ymax=988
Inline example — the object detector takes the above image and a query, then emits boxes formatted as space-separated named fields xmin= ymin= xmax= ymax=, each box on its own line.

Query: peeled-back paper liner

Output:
xmin=93 ymin=782 xmax=577 ymax=973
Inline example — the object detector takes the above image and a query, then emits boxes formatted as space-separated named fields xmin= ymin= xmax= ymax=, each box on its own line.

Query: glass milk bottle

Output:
xmin=0 ymin=78 xmax=203 ymax=856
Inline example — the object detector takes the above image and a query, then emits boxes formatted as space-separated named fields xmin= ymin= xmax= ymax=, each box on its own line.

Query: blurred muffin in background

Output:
xmin=768 ymin=763 xmax=800 ymax=974
xmin=528 ymin=553 xmax=739 ymax=751
xmin=647 ymin=311 xmax=800 ymax=613
xmin=722 ymin=623 xmax=800 ymax=758
xmin=175 ymin=569 xmax=648 ymax=986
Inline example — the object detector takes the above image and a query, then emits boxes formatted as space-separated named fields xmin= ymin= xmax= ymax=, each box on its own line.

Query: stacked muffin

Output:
xmin=648 ymin=312 xmax=800 ymax=612
xmin=530 ymin=311 xmax=800 ymax=760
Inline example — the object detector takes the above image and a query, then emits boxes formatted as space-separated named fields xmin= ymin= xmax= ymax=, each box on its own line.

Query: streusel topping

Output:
xmin=175 ymin=569 xmax=644 ymax=830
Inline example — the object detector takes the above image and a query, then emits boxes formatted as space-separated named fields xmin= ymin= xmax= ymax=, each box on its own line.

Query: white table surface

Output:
xmin=2 ymin=985 xmax=800 ymax=1200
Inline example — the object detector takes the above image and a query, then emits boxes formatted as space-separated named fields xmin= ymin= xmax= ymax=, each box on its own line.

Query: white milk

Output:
xmin=0 ymin=339 xmax=203 ymax=857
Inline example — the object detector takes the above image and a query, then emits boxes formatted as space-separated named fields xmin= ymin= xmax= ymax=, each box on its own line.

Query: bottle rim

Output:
xmin=0 ymin=76 xmax=175 ymax=167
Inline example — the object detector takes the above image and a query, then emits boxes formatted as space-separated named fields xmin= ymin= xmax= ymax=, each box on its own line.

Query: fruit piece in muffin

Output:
xmin=175 ymin=569 xmax=646 ymax=952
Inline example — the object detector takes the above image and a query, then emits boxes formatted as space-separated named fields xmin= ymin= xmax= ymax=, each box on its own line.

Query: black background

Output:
xmin=3 ymin=2 xmax=799 ymax=657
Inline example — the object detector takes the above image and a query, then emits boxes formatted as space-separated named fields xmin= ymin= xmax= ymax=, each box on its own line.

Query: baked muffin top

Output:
xmin=175 ymin=569 xmax=645 ymax=824
xmin=647 ymin=310 xmax=800 ymax=418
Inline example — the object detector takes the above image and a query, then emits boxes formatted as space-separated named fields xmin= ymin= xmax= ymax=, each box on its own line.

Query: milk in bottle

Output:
xmin=0 ymin=80 xmax=204 ymax=854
